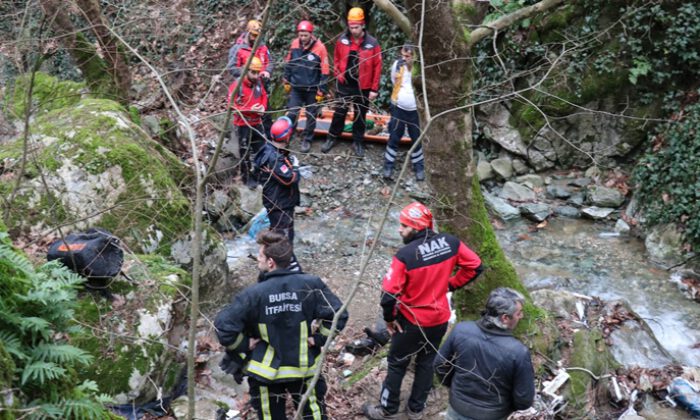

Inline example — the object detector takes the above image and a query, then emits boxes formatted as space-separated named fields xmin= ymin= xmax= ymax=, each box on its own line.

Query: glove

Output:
xmin=315 ymin=91 xmax=324 ymax=102
xmin=289 ymin=155 xmax=299 ymax=168
xmin=311 ymin=333 xmax=327 ymax=348
xmin=284 ymin=83 xmax=292 ymax=94
xmin=219 ymin=352 xmax=245 ymax=384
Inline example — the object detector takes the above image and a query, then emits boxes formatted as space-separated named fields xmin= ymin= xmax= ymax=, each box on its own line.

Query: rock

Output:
xmin=608 ymin=320 xmax=675 ymax=368
xmin=477 ymin=161 xmax=495 ymax=182
xmin=546 ymin=184 xmax=572 ymax=199
xmin=499 ymin=181 xmax=536 ymax=202
xmin=644 ymin=223 xmax=685 ymax=266
xmin=0 ymin=78 xmax=192 ymax=254
xmin=568 ymin=177 xmax=592 ymax=188
xmin=72 ymin=254 xmax=188 ymax=404
xmin=141 ymin=115 xmax=160 ymax=137
xmin=527 ymin=147 xmax=557 ymax=171
xmin=625 ymin=195 xmax=641 ymax=220
xmin=614 ymin=219 xmax=630 ymax=233
xmin=483 ymin=192 xmax=520 ymax=220
xmin=585 ymin=166 xmax=601 ymax=179
xmin=588 ymin=186 xmax=625 ymax=208
xmin=171 ymin=228 xmax=231 ymax=309
xmin=515 ymin=174 xmax=544 ymax=188
xmin=478 ymin=103 xmax=528 ymax=156
xmin=512 ymin=158 xmax=529 ymax=175
xmin=581 ymin=206 xmax=615 ymax=219
xmin=531 ymin=289 xmax=591 ymax=320
xmin=554 ymin=206 xmax=581 ymax=218
xmin=519 ymin=202 xmax=551 ymax=222
xmin=568 ymin=193 xmax=585 ymax=207
xmin=490 ymin=157 xmax=513 ymax=180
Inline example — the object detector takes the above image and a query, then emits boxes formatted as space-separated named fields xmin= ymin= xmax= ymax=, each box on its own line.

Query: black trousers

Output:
xmin=385 ymin=105 xmax=424 ymax=171
xmin=236 ymin=124 xmax=265 ymax=179
xmin=328 ymin=85 xmax=370 ymax=144
xmin=379 ymin=316 xmax=448 ymax=414
xmin=248 ymin=376 xmax=327 ymax=420
xmin=287 ymin=88 xmax=321 ymax=143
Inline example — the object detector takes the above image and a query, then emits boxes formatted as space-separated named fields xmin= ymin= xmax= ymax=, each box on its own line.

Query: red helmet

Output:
xmin=270 ymin=116 xmax=293 ymax=143
xmin=399 ymin=202 xmax=434 ymax=231
xmin=297 ymin=20 xmax=314 ymax=33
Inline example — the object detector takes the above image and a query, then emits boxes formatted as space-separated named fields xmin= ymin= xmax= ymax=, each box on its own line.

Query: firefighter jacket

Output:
xmin=227 ymin=76 xmax=267 ymax=127
xmin=381 ymin=229 xmax=483 ymax=327
xmin=214 ymin=269 xmax=349 ymax=384
xmin=284 ymin=37 xmax=330 ymax=92
xmin=254 ymin=143 xmax=300 ymax=211
xmin=227 ymin=33 xmax=274 ymax=78
xmin=333 ymin=31 xmax=382 ymax=92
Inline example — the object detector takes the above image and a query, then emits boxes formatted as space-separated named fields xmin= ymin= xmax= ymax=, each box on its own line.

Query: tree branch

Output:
xmin=468 ymin=0 xmax=565 ymax=48
xmin=373 ymin=0 xmax=412 ymax=36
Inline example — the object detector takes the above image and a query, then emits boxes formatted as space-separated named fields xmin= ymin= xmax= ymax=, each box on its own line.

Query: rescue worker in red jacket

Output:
xmin=283 ymin=20 xmax=330 ymax=153
xmin=254 ymin=116 xmax=302 ymax=272
xmin=228 ymin=19 xmax=274 ymax=85
xmin=363 ymin=202 xmax=484 ymax=420
xmin=321 ymin=7 xmax=382 ymax=158
xmin=227 ymin=56 xmax=268 ymax=189
xmin=215 ymin=230 xmax=348 ymax=420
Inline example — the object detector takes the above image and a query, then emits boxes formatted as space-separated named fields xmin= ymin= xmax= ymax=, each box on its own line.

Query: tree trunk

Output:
xmin=404 ymin=0 xmax=528 ymax=319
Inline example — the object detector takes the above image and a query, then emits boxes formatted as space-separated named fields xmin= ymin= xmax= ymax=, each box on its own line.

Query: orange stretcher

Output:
xmin=295 ymin=107 xmax=412 ymax=144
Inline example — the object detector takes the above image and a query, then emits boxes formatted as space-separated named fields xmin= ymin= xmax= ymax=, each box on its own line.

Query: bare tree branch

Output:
xmin=468 ymin=0 xmax=565 ymax=48
xmin=372 ymin=0 xmax=412 ymax=36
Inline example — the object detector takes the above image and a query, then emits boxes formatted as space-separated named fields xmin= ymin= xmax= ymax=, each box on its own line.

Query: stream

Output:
xmin=496 ymin=217 xmax=700 ymax=368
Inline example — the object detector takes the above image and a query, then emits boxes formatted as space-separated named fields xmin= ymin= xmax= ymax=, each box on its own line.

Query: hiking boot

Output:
xmin=353 ymin=141 xmax=365 ymax=158
xmin=362 ymin=403 xmax=397 ymax=420
xmin=321 ymin=136 xmax=337 ymax=153
xmin=382 ymin=164 xmax=393 ymax=180
xmin=245 ymin=177 xmax=258 ymax=190
xmin=345 ymin=338 xmax=378 ymax=356
xmin=407 ymin=408 xmax=424 ymax=420
xmin=300 ymin=140 xmax=311 ymax=153
xmin=415 ymin=168 xmax=426 ymax=182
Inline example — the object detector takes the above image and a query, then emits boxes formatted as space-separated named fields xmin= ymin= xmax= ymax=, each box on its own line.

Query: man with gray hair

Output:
xmin=434 ymin=288 xmax=535 ymax=420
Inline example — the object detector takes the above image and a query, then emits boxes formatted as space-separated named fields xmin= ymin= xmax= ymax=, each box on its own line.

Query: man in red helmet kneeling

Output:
xmin=254 ymin=116 xmax=302 ymax=272
xmin=363 ymin=202 xmax=484 ymax=420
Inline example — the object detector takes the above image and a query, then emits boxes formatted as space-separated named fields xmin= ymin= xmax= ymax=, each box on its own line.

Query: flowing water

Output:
xmin=496 ymin=217 xmax=700 ymax=368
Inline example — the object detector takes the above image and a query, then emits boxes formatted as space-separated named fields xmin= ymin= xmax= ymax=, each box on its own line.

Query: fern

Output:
xmin=0 ymin=330 xmax=28 ymax=361
xmin=0 ymin=243 xmax=35 ymax=278
xmin=31 ymin=343 xmax=93 ymax=365
xmin=18 ymin=316 xmax=51 ymax=338
xmin=21 ymin=361 xmax=67 ymax=385
xmin=60 ymin=398 xmax=111 ymax=419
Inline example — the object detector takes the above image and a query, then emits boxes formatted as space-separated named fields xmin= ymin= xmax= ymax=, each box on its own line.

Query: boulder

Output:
xmin=531 ymin=289 xmax=591 ymax=320
xmin=499 ymin=182 xmax=536 ymax=202
xmin=581 ymin=206 xmax=615 ymax=219
xmin=546 ymin=184 xmax=572 ymax=199
xmin=644 ymin=223 xmax=685 ymax=266
xmin=490 ymin=157 xmax=513 ymax=180
xmin=519 ymin=202 xmax=551 ymax=222
xmin=554 ymin=206 xmax=581 ymax=218
xmin=515 ymin=174 xmax=544 ymax=188
xmin=71 ymin=254 xmax=189 ymax=405
xmin=483 ymin=192 xmax=520 ymax=220
xmin=477 ymin=161 xmax=495 ymax=182
xmin=588 ymin=186 xmax=625 ymax=208
xmin=511 ymin=158 xmax=529 ymax=175
xmin=614 ymin=219 xmax=631 ymax=233
xmin=478 ymin=103 xmax=528 ymax=156
xmin=0 ymin=82 xmax=192 ymax=254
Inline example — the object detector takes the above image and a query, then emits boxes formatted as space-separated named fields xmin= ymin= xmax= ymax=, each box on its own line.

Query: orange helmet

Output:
xmin=249 ymin=56 xmax=263 ymax=72
xmin=246 ymin=19 xmax=262 ymax=35
xmin=399 ymin=202 xmax=434 ymax=231
xmin=297 ymin=20 xmax=314 ymax=33
xmin=347 ymin=7 xmax=365 ymax=25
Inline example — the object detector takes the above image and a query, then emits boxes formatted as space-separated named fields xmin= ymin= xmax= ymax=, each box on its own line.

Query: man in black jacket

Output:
xmin=434 ymin=287 xmax=535 ymax=420
xmin=215 ymin=230 xmax=348 ymax=420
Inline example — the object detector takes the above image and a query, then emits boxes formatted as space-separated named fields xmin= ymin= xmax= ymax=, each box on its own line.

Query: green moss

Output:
xmin=345 ymin=347 xmax=389 ymax=386
xmin=73 ymin=33 xmax=120 ymax=101
xmin=0 ymin=341 xmax=15 ymax=389
xmin=11 ymin=72 xmax=84 ymax=118
xmin=565 ymin=329 xmax=618 ymax=415
xmin=128 ymin=105 xmax=142 ymax=126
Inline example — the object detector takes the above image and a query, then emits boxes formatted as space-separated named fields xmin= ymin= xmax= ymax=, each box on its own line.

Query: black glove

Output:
xmin=311 ymin=333 xmax=327 ymax=348
xmin=220 ymin=352 xmax=245 ymax=384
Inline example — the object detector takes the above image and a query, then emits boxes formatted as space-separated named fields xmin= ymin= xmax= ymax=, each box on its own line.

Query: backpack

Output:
xmin=47 ymin=228 xmax=124 ymax=279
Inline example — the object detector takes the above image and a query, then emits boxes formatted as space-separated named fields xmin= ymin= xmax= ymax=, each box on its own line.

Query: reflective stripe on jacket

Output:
xmin=214 ymin=269 xmax=348 ymax=384
xmin=333 ymin=31 xmax=382 ymax=91
xmin=284 ymin=37 xmax=330 ymax=92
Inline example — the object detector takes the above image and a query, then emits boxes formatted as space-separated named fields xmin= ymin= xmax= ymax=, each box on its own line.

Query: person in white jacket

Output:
xmin=383 ymin=44 xmax=425 ymax=181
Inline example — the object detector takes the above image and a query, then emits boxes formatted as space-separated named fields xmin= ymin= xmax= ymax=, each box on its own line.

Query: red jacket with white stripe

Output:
xmin=227 ymin=76 xmax=267 ymax=127
xmin=333 ymin=31 xmax=382 ymax=92
xmin=381 ymin=230 xmax=483 ymax=327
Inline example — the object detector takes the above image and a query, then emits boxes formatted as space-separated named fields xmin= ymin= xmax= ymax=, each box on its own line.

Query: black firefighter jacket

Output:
xmin=214 ymin=269 xmax=348 ymax=383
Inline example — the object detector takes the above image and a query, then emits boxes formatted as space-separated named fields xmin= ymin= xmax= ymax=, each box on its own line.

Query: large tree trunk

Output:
xmin=404 ymin=0 xmax=528 ymax=320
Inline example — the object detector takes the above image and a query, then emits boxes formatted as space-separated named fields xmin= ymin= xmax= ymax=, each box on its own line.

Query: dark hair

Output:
xmin=401 ymin=44 xmax=415 ymax=54
xmin=256 ymin=230 xmax=293 ymax=268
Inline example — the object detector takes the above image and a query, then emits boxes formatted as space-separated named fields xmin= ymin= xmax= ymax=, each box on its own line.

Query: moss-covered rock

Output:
xmin=71 ymin=254 xmax=188 ymax=404
xmin=9 ymin=72 xmax=85 ymax=119
xmin=1 ymin=75 xmax=192 ymax=254
xmin=0 ymin=341 xmax=16 ymax=418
